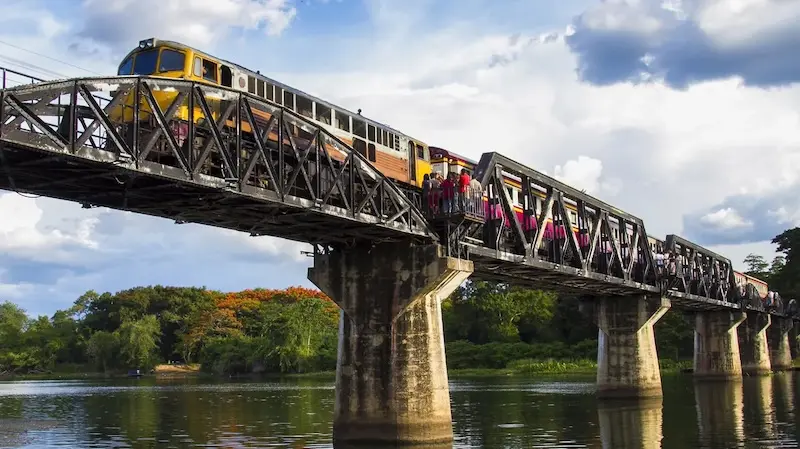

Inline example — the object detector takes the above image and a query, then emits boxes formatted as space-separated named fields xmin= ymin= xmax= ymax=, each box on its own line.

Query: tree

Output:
xmin=770 ymin=256 xmax=786 ymax=275
xmin=772 ymin=227 xmax=800 ymax=299
xmin=743 ymin=253 xmax=769 ymax=277
xmin=86 ymin=331 xmax=119 ymax=372
xmin=117 ymin=315 xmax=161 ymax=369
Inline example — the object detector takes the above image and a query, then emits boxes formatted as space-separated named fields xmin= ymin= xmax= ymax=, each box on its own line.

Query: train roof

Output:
xmin=123 ymin=38 xmax=420 ymax=142
xmin=430 ymin=147 xmax=478 ymax=165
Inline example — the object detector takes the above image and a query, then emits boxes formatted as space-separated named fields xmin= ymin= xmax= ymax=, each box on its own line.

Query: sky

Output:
xmin=1 ymin=0 xmax=798 ymax=317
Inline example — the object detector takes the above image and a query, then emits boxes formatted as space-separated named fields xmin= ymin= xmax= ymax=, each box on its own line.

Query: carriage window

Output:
xmin=335 ymin=111 xmax=350 ymax=132
xmin=353 ymin=118 xmax=367 ymax=138
xmin=367 ymin=143 xmax=376 ymax=162
xmin=265 ymin=83 xmax=275 ymax=101
xmin=118 ymin=56 xmax=134 ymax=75
xmin=158 ymin=49 xmax=185 ymax=72
xmin=353 ymin=138 xmax=367 ymax=157
xmin=316 ymin=103 xmax=332 ymax=125
xmin=132 ymin=49 xmax=158 ymax=75
xmin=283 ymin=90 xmax=295 ymax=110
xmin=380 ymin=129 xmax=387 ymax=146
xmin=275 ymin=87 xmax=283 ymax=105
xmin=220 ymin=65 xmax=233 ymax=87
xmin=368 ymin=125 xmax=376 ymax=142
xmin=201 ymin=59 xmax=217 ymax=82
xmin=257 ymin=80 xmax=265 ymax=98
xmin=416 ymin=144 xmax=424 ymax=159
xmin=388 ymin=132 xmax=395 ymax=149
xmin=247 ymin=76 xmax=256 ymax=94
xmin=297 ymin=96 xmax=313 ymax=118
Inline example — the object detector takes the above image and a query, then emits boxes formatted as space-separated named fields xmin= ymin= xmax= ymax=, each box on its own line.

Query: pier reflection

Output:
xmin=742 ymin=375 xmax=775 ymax=441
xmin=597 ymin=398 xmax=663 ymax=449
xmin=694 ymin=381 xmax=745 ymax=448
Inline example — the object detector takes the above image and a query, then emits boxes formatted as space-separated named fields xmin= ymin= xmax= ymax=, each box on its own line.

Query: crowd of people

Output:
xmin=653 ymin=248 xmax=797 ymax=314
xmin=421 ymin=168 xmax=483 ymax=216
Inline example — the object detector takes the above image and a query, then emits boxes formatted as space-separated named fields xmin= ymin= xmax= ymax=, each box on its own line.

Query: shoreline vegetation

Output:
xmin=2 ymin=229 xmax=797 ymax=384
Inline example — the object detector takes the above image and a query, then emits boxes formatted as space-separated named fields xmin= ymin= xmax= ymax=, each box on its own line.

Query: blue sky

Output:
xmin=1 ymin=0 xmax=799 ymax=317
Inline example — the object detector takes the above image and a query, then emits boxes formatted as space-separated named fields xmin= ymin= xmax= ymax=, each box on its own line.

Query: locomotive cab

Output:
xmin=117 ymin=38 xmax=189 ymax=79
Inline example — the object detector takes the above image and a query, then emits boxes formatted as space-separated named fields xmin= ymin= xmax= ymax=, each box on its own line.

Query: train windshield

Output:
xmin=131 ymin=49 xmax=158 ymax=75
xmin=117 ymin=56 xmax=133 ymax=75
xmin=158 ymin=49 xmax=185 ymax=72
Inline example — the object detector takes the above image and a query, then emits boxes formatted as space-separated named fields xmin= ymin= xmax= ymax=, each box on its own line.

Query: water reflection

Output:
xmin=742 ymin=376 xmax=775 ymax=441
xmin=597 ymin=398 xmax=663 ymax=449
xmin=2 ymin=375 xmax=800 ymax=448
xmin=694 ymin=381 xmax=745 ymax=448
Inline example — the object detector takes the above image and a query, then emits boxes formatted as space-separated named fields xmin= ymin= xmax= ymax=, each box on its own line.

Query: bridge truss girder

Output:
xmin=0 ymin=77 xmax=436 ymax=245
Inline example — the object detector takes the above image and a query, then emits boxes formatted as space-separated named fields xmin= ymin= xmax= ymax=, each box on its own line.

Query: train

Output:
xmin=109 ymin=37 xmax=775 ymax=308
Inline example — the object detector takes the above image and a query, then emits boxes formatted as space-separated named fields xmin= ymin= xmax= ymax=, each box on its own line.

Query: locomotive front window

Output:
xmin=158 ymin=49 xmax=185 ymax=73
xmin=132 ymin=49 xmax=158 ymax=75
xmin=118 ymin=56 xmax=133 ymax=75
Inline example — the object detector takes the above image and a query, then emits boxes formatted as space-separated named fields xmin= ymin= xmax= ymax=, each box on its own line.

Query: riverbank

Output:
xmin=0 ymin=359 xmax=697 ymax=381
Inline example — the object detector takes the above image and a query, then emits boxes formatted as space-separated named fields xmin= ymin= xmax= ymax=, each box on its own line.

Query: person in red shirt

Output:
xmin=458 ymin=169 xmax=470 ymax=213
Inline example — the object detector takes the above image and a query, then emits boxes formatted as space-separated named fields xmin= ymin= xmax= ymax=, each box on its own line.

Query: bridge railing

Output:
xmin=464 ymin=152 xmax=660 ymax=292
xmin=662 ymin=235 xmax=734 ymax=303
xmin=0 ymin=76 xmax=436 ymax=242
xmin=1 ymin=67 xmax=45 ymax=89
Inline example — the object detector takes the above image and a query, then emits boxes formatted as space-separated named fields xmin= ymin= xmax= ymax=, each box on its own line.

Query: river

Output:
xmin=0 ymin=372 xmax=797 ymax=448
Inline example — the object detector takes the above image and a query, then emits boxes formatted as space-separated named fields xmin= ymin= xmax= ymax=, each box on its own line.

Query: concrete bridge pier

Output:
xmin=768 ymin=316 xmax=793 ymax=371
xmin=593 ymin=296 xmax=671 ymax=399
xmin=693 ymin=311 xmax=746 ymax=379
xmin=308 ymin=242 xmax=473 ymax=446
xmin=737 ymin=312 xmax=771 ymax=375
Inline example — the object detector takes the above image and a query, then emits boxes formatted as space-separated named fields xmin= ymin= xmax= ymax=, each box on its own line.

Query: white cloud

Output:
xmin=700 ymin=207 xmax=752 ymax=230
xmin=77 ymin=0 xmax=297 ymax=49
xmin=553 ymin=156 xmax=622 ymax=197
xmin=0 ymin=193 xmax=99 ymax=262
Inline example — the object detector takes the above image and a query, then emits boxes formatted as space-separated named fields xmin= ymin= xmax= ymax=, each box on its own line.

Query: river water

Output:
xmin=0 ymin=373 xmax=797 ymax=448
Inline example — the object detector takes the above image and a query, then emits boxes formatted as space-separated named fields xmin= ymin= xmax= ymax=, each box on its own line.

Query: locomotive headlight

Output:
xmin=138 ymin=38 xmax=155 ymax=49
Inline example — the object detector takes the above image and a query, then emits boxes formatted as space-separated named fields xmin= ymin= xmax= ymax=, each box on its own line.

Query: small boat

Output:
xmin=127 ymin=369 xmax=143 ymax=378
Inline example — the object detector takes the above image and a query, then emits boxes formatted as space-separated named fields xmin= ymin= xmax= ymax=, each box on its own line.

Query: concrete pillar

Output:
xmin=737 ymin=312 xmax=771 ymax=375
xmin=693 ymin=311 xmax=746 ymax=379
xmin=307 ymin=242 xmax=473 ymax=446
xmin=594 ymin=295 xmax=670 ymax=399
xmin=597 ymin=398 xmax=663 ymax=449
xmin=768 ymin=316 xmax=793 ymax=371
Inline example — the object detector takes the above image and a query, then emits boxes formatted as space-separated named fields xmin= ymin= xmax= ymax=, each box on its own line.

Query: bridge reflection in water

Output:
xmin=598 ymin=398 xmax=663 ymax=449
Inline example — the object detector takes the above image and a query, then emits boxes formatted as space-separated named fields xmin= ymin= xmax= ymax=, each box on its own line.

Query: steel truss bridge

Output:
xmin=0 ymin=72 xmax=791 ymax=318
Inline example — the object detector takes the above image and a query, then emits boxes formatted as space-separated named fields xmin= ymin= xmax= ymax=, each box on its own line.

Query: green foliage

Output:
xmin=444 ymin=340 xmax=598 ymax=369
xmin=771 ymin=227 xmax=800 ymax=299
xmin=5 ymin=226 xmax=797 ymax=378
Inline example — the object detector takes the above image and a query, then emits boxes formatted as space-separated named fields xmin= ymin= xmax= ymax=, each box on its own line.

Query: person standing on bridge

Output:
xmin=422 ymin=173 xmax=432 ymax=215
xmin=458 ymin=169 xmax=471 ymax=213
xmin=441 ymin=172 xmax=455 ymax=215
xmin=469 ymin=175 xmax=482 ymax=214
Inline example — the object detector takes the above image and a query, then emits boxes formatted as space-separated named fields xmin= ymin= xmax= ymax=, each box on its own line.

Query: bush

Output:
xmin=445 ymin=339 xmax=598 ymax=369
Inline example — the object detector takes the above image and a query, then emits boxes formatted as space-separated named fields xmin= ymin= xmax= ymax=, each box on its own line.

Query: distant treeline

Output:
xmin=0 ymin=227 xmax=796 ymax=376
